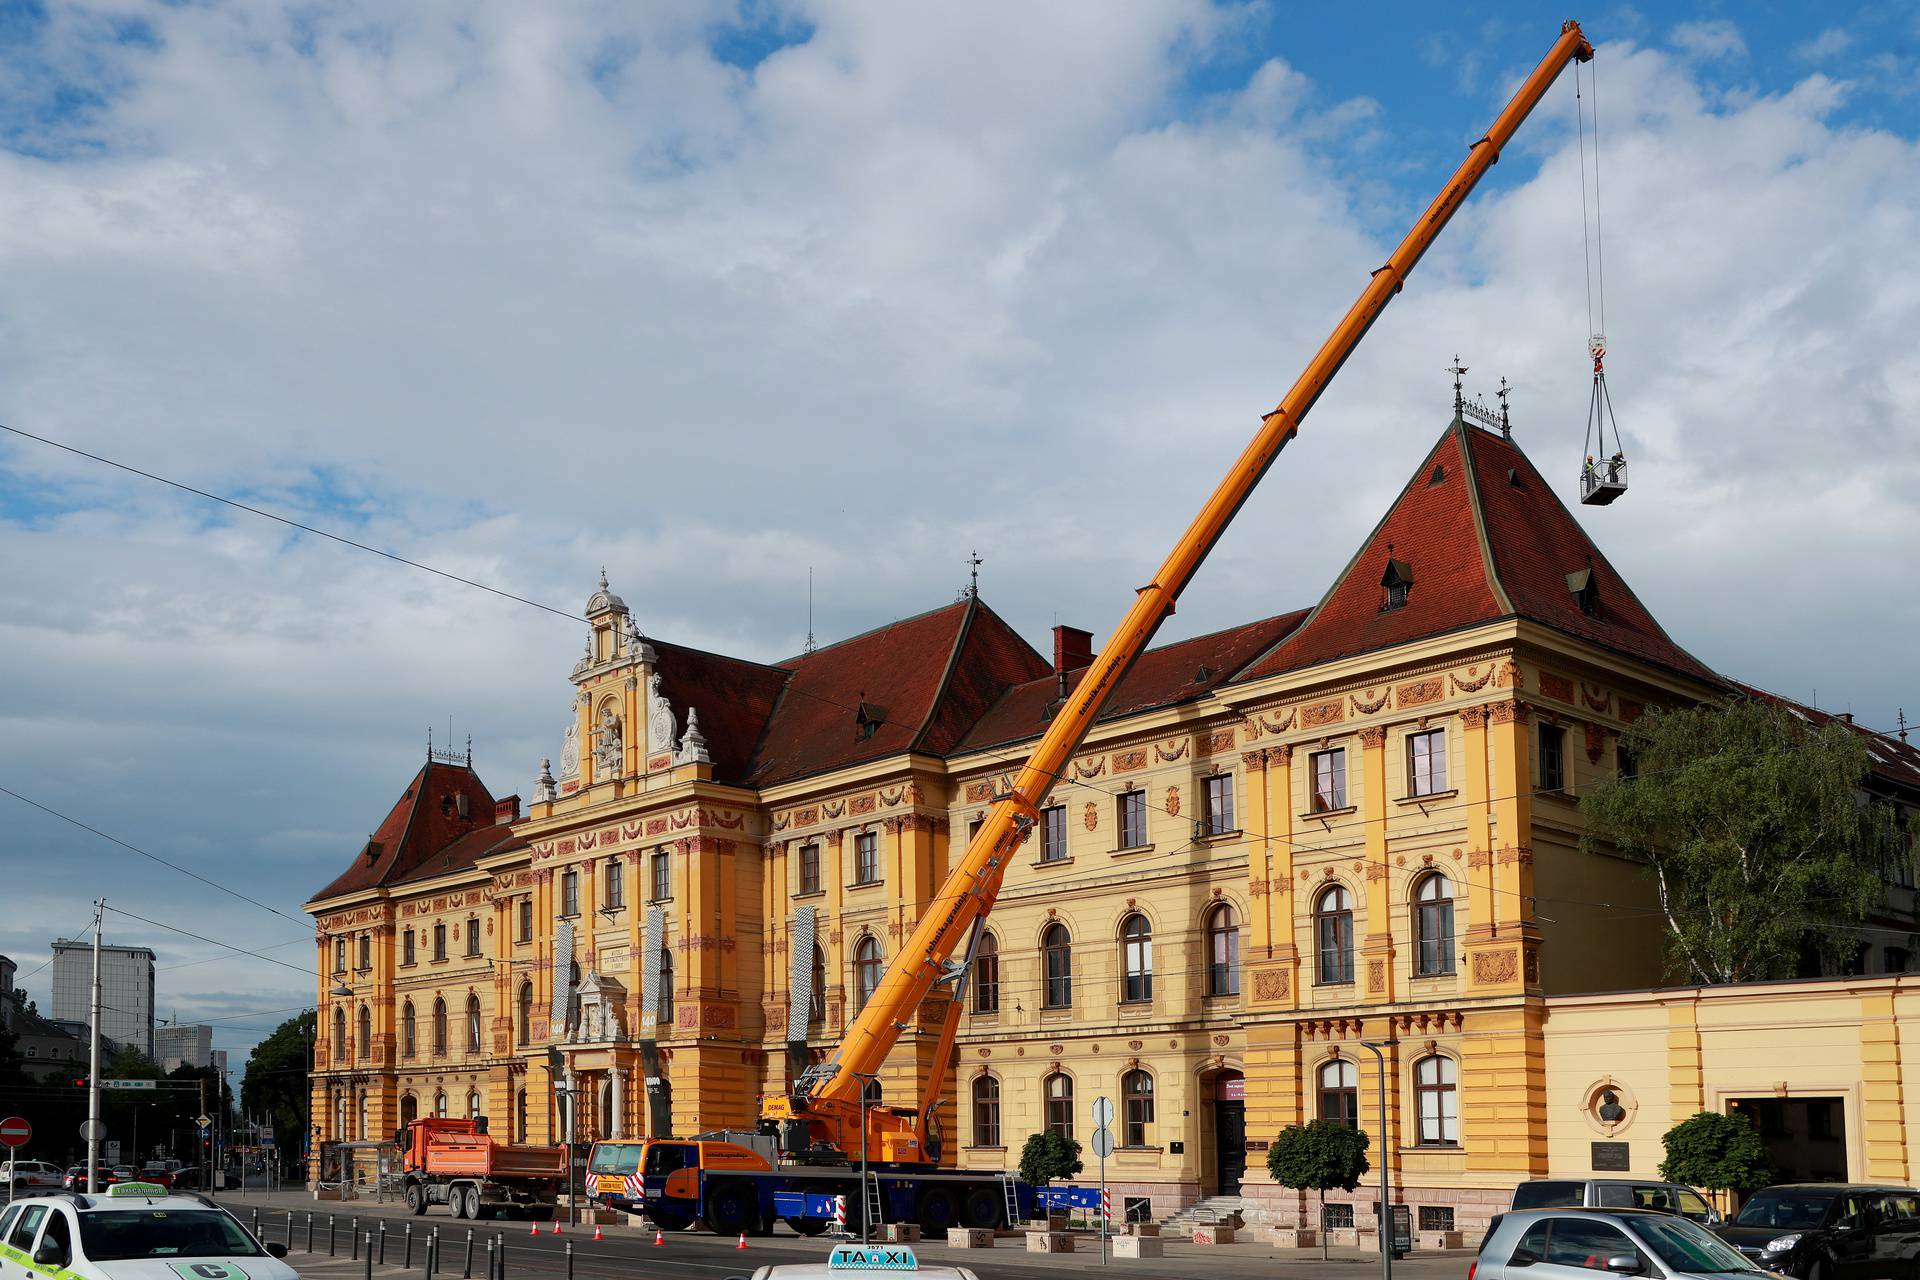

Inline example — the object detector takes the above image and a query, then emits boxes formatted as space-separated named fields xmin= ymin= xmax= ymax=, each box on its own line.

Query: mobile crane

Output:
xmin=625 ymin=19 xmax=1597 ymax=1237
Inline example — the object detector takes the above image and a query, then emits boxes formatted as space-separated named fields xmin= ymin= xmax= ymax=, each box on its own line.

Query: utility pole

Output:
xmin=1360 ymin=1039 xmax=1399 ymax=1280
xmin=86 ymin=899 xmax=104 ymax=1193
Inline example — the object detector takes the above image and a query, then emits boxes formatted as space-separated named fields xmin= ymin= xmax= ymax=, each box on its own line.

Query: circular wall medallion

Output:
xmin=1581 ymin=1076 xmax=1638 ymax=1137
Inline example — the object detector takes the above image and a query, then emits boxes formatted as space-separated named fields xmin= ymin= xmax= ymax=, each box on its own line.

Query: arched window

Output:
xmin=1314 ymin=886 xmax=1354 ymax=986
xmin=358 ymin=1091 xmax=368 ymax=1140
xmin=356 ymin=1005 xmax=371 ymax=1060
xmin=432 ymin=998 xmax=448 ymax=1056
xmin=972 ymin=1075 xmax=1002 ymax=1148
xmin=1415 ymin=874 xmax=1456 ymax=977
xmin=1206 ymin=903 xmax=1240 ymax=996
xmin=514 ymin=1089 xmax=528 ymax=1143
xmin=433 ymin=1090 xmax=447 ymax=1118
xmin=1042 ymin=922 xmax=1072 ymax=1009
xmin=466 ymin=994 xmax=483 ymax=1054
xmin=1318 ymin=1059 xmax=1358 ymax=1127
xmin=402 ymin=1001 xmax=417 ymax=1058
xmin=1044 ymin=1073 xmax=1074 ymax=1140
xmin=332 ymin=1007 xmax=346 ymax=1058
xmin=468 ymin=1090 xmax=482 ymax=1122
xmin=1414 ymin=1055 xmax=1459 ymax=1145
xmin=972 ymin=933 xmax=1000 ymax=1015
xmin=400 ymin=1094 xmax=418 ymax=1126
xmin=517 ymin=982 xmax=532 ymax=1046
xmin=1120 ymin=914 xmax=1153 ymax=1002
xmin=853 ymin=937 xmax=883 ymax=1013
xmin=1122 ymin=1069 xmax=1154 ymax=1146
xmin=657 ymin=948 xmax=674 ymax=1027
xmin=808 ymin=944 xmax=826 ymax=1026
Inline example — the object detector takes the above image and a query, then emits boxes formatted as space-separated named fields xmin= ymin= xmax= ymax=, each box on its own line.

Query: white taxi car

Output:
xmin=0 ymin=1183 xmax=298 ymax=1280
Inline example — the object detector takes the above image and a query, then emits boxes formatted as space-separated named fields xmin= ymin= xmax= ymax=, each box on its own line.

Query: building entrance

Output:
xmin=1213 ymin=1071 xmax=1246 ymax=1195
xmin=1728 ymin=1096 xmax=1848 ymax=1183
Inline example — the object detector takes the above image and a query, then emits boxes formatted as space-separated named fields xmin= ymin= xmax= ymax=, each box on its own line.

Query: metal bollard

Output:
xmin=379 ymin=1222 xmax=389 ymax=1267
xmin=363 ymin=1235 xmax=372 ymax=1280
xmin=287 ymin=1211 xmax=295 ymax=1250
xmin=495 ymin=1236 xmax=506 ymax=1280
xmin=401 ymin=1223 xmax=411 ymax=1268
xmin=463 ymin=1228 xmax=474 ymax=1280
xmin=329 ymin=1214 xmax=337 ymax=1257
xmin=427 ymin=1226 xmax=439 ymax=1279
xmin=564 ymin=1242 xmax=573 ymax=1280
xmin=252 ymin=1210 xmax=261 ymax=1237
xmin=484 ymin=1235 xmax=494 ymax=1280
xmin=307 ymin=1212 xmax=315 ymax=1253
xmin=352 ymin=1222 xmax=360 ymax=1261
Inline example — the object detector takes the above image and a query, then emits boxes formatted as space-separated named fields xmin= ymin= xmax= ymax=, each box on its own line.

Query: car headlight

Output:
xmin=1763 ymin=1235 xmax=1802 ymax=1254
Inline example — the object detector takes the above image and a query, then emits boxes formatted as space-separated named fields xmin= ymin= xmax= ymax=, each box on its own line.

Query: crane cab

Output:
xmin=1580 ymin=453 xmax=1628 ymax=505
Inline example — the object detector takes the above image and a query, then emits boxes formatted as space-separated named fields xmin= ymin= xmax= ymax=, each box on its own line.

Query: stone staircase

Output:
xmin=1161 ymin=1195 xmax=1246 ymax=1237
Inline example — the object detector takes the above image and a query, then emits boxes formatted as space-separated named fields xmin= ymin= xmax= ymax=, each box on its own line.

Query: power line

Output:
xmin=103 ymin=905 xmax=317 ymax=979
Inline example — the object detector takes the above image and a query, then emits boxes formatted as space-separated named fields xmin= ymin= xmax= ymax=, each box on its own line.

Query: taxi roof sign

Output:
xmin=106 ymin=1181 xmax=169 ymax=1198
xmin=828 ymin=1243 xmax=918 ymax=1271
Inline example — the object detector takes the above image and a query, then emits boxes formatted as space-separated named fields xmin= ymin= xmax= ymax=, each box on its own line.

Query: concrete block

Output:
xmin=1031 ymin=1212 xmax=1069 ymax=1231
xmin=1026 ymin=1231 xmax=1075 ymax=1254
xmin=1124 ymin=1222 xmax=1160 ymax=1237
xmin=880 ymin=1223 xmax=921 ymax=1243
xmin=1267 ymin=1227 xmax=1319 ymax=1248
xmin=1191 ymin=1224 xmax=1236 ymax=1245
xmin=1419 ymin=1231 xmax=1466 ymax=1250
xmin=1113 ymin=1235 xmax=1165 ymax=1258
xmin=947 ymin=1228 xmax=995 ymax=1249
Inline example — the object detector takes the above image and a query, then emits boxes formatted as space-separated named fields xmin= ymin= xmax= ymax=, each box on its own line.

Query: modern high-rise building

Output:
xmin=157 ymin=1022 xmax=214 ymax=1072
xmin=51 ymin=938 xmax=156 ymax=1058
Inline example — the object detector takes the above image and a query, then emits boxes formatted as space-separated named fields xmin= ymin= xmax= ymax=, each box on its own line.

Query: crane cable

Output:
xmin=1575 ymin=54 xmax=1625 ymax=494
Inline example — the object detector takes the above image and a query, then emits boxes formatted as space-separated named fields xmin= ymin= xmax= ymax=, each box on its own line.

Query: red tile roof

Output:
xmin=1238 ymin=418 xmax=1717 ymax=685
xmin=310 ymin=761 xmax=502 ymax=901
xmin=1731 ymin=682 xmax=1920 ymax=795
xmin=650 ymin=639 xmax=789 ymax=783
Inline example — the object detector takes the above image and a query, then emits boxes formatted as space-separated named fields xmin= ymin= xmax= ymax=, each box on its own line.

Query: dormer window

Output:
xmin=1566 ymin=568 xmax=1600 ymax=617
xmin=855 ymin=701 xmax=887 ymax=742
xmin=1380 ymin=558 xmax=1414 ymax=612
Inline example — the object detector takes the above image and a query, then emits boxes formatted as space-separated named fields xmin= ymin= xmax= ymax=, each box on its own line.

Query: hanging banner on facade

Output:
xmin=550 ymin=919 xmax=574 ymax=1028
xmin=786 ymin=905 xmax=817 ymax=1042
xmin=639 ymin=906 xmax=665 ymax=1040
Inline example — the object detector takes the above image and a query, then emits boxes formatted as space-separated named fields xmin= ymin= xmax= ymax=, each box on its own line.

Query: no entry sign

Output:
xmin=0 ymin=1116 xmax=31 ymax=1148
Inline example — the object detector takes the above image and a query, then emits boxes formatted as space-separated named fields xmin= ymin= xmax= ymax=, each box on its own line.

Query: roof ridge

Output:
xmin=650 ymin=635 xmax=793 ymax=677
xmin=777 ymin=598 xmax=971 ymax=667
xmin=909 ymin=593 xmax=981 ymax=753
xmin=379 ymin=762 xmax=433 ymax=888
xmin=1456 ymin=416 xmax=1515 ymax=616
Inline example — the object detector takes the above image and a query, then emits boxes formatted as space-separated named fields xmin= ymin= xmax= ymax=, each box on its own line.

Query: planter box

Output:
xmin=880 ymin=1223 xmax=921 ymax=1243
xmin=1420 ymin=1231 xmax=1466 ymax=1251
xmin=587 ymin=1209 xmax=623 ymax=1225
xmin=1327 ymin=1228 xmax=1360 ymax=1247
xmin=1026 ymin=1231 xmax=1075 ymax=1254
xmin=1191 ymin=1224 xmax=1236 ymax=1245
xmin=1113 ymin=1235 xmax=1165 ymax=1258
xmin=311 ymin=1188 xmax=344 ymax=1201
xmin=1124 ymin=1222 xmax=1160 ymax=1237
xmin=1267 ymin=1227 xmax=1319 ymax=1249
xmin=1031 ymin=1212 xmax=1069 ymax=1231
xmin=947 ymin=1229 xmax=995 ymax=1249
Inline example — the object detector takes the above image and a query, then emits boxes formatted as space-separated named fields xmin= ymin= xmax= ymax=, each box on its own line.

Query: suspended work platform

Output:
xmin=1581 ymin=455 xmax=1628 ymax=505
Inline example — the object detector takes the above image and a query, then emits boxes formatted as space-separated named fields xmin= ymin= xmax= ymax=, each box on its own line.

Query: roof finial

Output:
xmin=1900 ymin=709 xmax=1910 ymax=744
xmin=598 ymin=566 xmax=608 ymax=591
xmin=805 ymin=566 xmax=817 ymax=655
xmin=967 ymin=550 xmax=983 ymax=600
xmin=1448 ymin=356 xmax=1468 ymax=419
xmin=1497 ymin=376 xmax=1512 ymax=439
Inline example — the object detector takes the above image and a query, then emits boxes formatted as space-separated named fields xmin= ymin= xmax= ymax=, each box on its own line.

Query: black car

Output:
xmin=1714 ymin=1184 xmax=1920 ymax=1280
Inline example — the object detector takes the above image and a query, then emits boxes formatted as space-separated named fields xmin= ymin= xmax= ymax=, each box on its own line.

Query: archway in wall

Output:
xmin=1728 ymin=1096 xmax=1848 ymax=1183
xmin=1201 ymin=1068 xmax=1247 ymax=1196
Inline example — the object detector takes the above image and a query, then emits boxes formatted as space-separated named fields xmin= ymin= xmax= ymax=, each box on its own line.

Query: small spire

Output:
xmin=597 ymin=566 xmax=609 ymax=591
xmin=1900 ymin=709 xmax=1910 ymax=744
xmin=1448 ymin=356 xmax=1469 ymax=418
xmin=1497 ymin=377 xmax=1513 ymax=439
xmin=967 ymin=550 xmax=983 ymax=600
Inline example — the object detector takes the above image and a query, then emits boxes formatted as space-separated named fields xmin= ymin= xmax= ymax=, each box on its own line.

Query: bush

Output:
xmin=1018 ymin=1131 xmax=1084 ymax=1185
xmin=1659 ymin=1111 xmax=1772 ymax=1204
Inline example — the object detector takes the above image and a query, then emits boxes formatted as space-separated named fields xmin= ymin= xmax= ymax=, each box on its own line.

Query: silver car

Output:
xmin=1477 ymin=1208 xmax=1770 ymax=1280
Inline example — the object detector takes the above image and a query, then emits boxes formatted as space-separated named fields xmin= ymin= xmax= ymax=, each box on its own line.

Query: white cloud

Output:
xmin=1 ymin=4 xmax=1917 ymax=1056
xmin=1795 ymin=27 xmax=1855 ymax=62
xmin=1669 ymin=19 xmax=1748 ymax=62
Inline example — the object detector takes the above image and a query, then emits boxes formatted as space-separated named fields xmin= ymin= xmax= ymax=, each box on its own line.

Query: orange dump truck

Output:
xmin=396 ymin=1118 xmax=567 ymax=1220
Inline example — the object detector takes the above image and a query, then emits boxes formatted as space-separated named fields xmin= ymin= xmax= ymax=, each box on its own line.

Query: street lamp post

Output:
xmin=1360 ymin=1039 xmax=1400 ymax=1280
xmin=852 ymin=1073 xmax=877 ymax=1247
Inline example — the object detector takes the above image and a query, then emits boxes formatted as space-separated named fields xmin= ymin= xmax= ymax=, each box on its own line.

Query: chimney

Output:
xmin=1052 ymin=625 xmax=1096 ymax=699
xmin=494 ymin=795 xmax=522 ymax=825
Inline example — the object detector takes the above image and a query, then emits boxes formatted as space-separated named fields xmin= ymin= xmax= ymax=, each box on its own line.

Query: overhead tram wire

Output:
xmin=102 ymin=903 xmax=318 ymax=979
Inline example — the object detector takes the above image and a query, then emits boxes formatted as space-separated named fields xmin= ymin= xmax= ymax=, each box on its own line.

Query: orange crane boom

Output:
xmin=769 ymin=18 xmax=1596 ymax=1162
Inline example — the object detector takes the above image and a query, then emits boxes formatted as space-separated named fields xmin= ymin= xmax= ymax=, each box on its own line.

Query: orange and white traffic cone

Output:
xmin=528 ymin=1221 xmax=540 ymax=1237
xmin=592 ymin=1225 xmax=603 ymax=1242
xmin=652 ymin=1228 xmax=665 ymax=1246
xmin=736 ymin=1233 xmax=748 ymax=1250
xmin=551 ymin=1221 xmax=563 ymax=1236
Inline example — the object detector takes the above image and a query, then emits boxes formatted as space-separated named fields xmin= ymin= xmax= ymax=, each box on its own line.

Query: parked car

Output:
xmin=1476 ymin=1207 xmax=1762 ymax=1280
xmin=1513 ymin=1179 xmax=1722 ymax=1225
xmin=167 ymin=1166 xmax=202 ymax=1190
xmin=61 ymin=1167 xmax=119 ymax=1192
xmin=1 ymin=1162 xmax=66 ymax=1192
xmin=1712 ymin=1184 xmax=1920 ymax=1279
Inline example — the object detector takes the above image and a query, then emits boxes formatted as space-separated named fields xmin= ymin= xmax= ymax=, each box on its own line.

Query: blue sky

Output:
xmin=1 ymin=0 xmax=1916 ymax=1083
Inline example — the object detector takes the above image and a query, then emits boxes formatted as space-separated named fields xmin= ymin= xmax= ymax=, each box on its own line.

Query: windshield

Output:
xmin=78 ymin=1210 xmax=264 ymax=1261
xmin=1735 ymin=1191 xmax=1836 ymax=1231
xmin=1636 ymin=1214 xmax=1759 ymax=1274
xmin=588 ymin=1144 xmax=641 ymax=1176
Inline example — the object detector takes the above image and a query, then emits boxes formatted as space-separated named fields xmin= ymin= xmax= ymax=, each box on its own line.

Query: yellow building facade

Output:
xmin=307 ymin=415 xmax=1920 ymax=1237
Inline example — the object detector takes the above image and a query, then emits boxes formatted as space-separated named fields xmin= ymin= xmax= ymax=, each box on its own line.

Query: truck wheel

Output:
xmin=452 ymin=1186 xmax=469 ymax=1219
xmin=703 ymin=1182 xmax=753 ymax=1236
xmin=915 ymin=1187 xmax=959 ymax=1235
xmin=649 ymin=1212 xmax=693 ymax=1232
xmin=463 ymin=1187 xmax=484 ymax=1220
xmin=406 ymin=1183 xmax=427 ymax=1216
xmin=961 ymin=1187 xmax=1001 ymax=1229
xmin=790 ymin=1218 xmax=829 ymax=1237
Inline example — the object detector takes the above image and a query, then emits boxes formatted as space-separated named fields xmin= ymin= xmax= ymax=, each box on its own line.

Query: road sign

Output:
xmin=101 ymin=1079 xmax=156 ymax=1091
xmin=0 ymin=1117 xmax=30 ymax=1148
xmin=105 ymin=1141 xmax=121 ymax=1165
xmin=79 ymin=1119 xmax=106 ymax=1142
xmin=1091 ymin=1096 xmax=1114 ymax=1128
xmin=195 ymin=1114 xmax=213 ymax=1129
xmin=1089 ymin=1126 xmax=1115 ymax=1158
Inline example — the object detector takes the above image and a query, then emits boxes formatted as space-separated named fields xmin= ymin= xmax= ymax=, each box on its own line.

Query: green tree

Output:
xmin=1017 ymin=1131 xmax=1083 ymax=1187
xmin=240 ymin=1013 xmax=315 ymax=1178
xmin=1582 ymin=698 xmax=1898 ymax=984
xmin=1659 ymin=1111 xmax=1773 ymax=1211
xmin=1266 ymin=1119 xmax=1370 ymax=1259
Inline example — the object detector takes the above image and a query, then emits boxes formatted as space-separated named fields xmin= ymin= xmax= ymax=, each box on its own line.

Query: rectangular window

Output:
xmin=1040 ymin=805 xmax=1068 ymax=862
xmin=465 ymin=919 xmax=481 ymax=957
xmin=605 ymin=860 xmax=625 ymax=910
xmin=798 ymin=843 xmax=821 ymax=895
xmin=517 ymin=899 xmax=532 ymax=943
xmin=561 ymin=870 xmax=580 ymax=918
xmin=1407 ymin=729 xmax=1447 ymax=796
xmin=1616 ymin=743 xmax=1638 ymax=780
xmin=1117 ymin=791 xmax=1147 ymax=849
xmin=334 ymin=939 xmax=346 ymax=974
xmin=651 ymin=851 xmax=671 ymax=902
xmin=1322 ymin=1204 xmax=1355 ymax=1230
xmin=357 ymin=935 xmax=371 ymax=971
xmin=1539 ymin=724 xmax=1567 ymax=793
xmin=1311 ymin=749 xmax=1347 ymax=812
xmin=1418 ymin=1207 xmax=1455 ymax=1233
xmin=854 ymin=832 xmax=880 ymax=885
xmin=431 ymin=923 xmax=447 ymax=962
xmin=1204 ymin=775 xmax=1235 ymax=835
xmin=968 ymin=814 xmax=985 ymax=845
xmin=402 ymin=930 xmax=416 ymax=966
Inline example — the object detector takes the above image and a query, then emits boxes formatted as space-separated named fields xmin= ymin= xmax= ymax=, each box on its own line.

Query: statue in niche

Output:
xmin=558 ymin=714 xmax=580 ymax=779
xmin=594 ymin=708 xmax=623 ymax=775
xmin=647 ymin=673 xmax=678 ymax=758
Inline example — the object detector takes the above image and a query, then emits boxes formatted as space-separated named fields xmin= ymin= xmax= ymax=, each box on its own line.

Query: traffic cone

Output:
xmin=551 ymin=1221 xmax=563 ymax=1236
xmin=736 ymin=1233 xmax=748 ymax=1250
xmin=592 ymin=1225 xmax=603 ymax=1242
xmin=528 ymin=1221 xmax=539 ymax=1237
xmin=652 ymin=1228 xmax=665 ymax=1247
